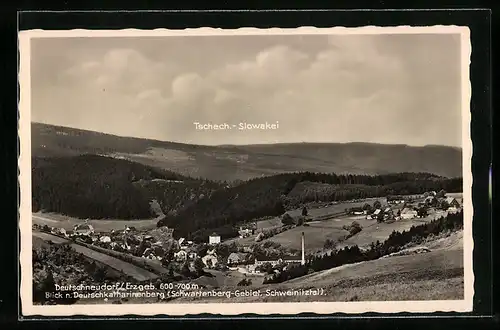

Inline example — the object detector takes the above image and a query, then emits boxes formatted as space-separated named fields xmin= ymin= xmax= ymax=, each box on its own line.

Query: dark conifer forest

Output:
xmin=32 ymin=154 xmax=462 ymax=242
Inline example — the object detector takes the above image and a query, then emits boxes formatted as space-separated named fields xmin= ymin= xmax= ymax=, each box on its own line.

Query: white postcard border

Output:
xmin=18 ymin=25 xmax=473 ymax=317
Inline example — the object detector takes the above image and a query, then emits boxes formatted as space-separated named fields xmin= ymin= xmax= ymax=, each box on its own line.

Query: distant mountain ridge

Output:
xmin=31 ymin=122 xmax=463 ymax=180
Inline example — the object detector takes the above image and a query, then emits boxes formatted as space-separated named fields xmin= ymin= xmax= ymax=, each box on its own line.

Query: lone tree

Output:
xmin=193 ymin=258 xmax=205 ymax=276
xmin=349 ymin=221 xmax=362 ymax=235
xmin=324 ymin=239 xmax=336 ymax=250
xmin=376 ymin=211 xmax=385 ymax=223
xmin=373 ymin=200 xmax=382 ymax=210
xmin=296 ymin=216 xmax=305 ymax=226
xmin=302 ymin=206 xmax=308 ymax=217
xmin=180 ymin=262 xmax=191 ymax=277
xmin=281 ymin=213 xmax=294 ymax=226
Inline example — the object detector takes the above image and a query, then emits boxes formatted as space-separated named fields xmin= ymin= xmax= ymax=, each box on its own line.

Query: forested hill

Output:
xmin=157 ymin=171 xmax=463 ymax=242
xmin=32 ymin=122 xmax=463 ymax=180
xmin=32 ymin=154 xmax=223 ymax=219
xmin=32 ymin=153 xmax=462 ymax=241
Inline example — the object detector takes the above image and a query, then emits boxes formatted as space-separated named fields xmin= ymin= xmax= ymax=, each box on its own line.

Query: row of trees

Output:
xmin=264 ymin=210 xmax=463 ymax=284
xmin=284 ymin=180 xmax=462 ymax=209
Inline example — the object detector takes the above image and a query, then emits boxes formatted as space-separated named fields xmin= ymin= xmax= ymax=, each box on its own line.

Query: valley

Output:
xmin=29 ymin=122 xmax=466 ymax=305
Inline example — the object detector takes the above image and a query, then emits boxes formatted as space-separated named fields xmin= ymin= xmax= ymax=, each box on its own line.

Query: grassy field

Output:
xmin=225 ymin=201 xmax=378 ymax=248
xmin=264 ymin=215 xmax=366 ymax=251
xmin=336 ymin=211 xmax=449 ymax=249
xmin=196 ymin=269 xmax=266 ymax=289
xmin=286 ymin=198 xmax=386 ymax=218
xmin=32 ymin=212 xmax=158 ymax=232
xmin=255 ymin=217 xmax=283 ymax=230
xmin=253 ymin=208 xmax=452 ymax=252
xmin=267 ymin=225 xmax=347 ymax=251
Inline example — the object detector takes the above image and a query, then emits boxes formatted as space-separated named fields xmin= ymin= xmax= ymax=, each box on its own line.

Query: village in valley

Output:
xmin=32 ymin=187 xmax=464 ymax=302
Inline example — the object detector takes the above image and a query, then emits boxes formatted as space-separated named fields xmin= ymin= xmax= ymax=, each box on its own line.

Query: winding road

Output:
xmin=32 ymin=231 xmax=159 ymax=282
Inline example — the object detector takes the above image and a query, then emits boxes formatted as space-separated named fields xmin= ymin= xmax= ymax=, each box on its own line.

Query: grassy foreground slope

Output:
xmin=32 ymin=122 xmax=463 ymax=181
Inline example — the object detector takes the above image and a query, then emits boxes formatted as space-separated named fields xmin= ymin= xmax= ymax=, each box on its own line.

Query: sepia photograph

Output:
xmin=18 ymin=26 xmax=473 ymax=316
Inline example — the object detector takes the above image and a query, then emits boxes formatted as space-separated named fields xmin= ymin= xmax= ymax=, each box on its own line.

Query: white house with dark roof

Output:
xmin=228 ymin=252 xmax=249 ymax=265
xmin=400 ymin=208 xmax=418 ymax=220
xmin=208 ymin=232 xmax=221 ymax=245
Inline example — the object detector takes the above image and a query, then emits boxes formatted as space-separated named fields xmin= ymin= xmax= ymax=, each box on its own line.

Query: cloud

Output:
xmin=32 ymin=34 xmax=462 ymax=147
xmin=62 ymin=48 xmax=176 ymax=95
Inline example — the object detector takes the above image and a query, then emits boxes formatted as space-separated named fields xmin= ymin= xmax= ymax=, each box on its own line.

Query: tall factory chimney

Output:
xmin=301 ymin=232 xmax=305 ymax=265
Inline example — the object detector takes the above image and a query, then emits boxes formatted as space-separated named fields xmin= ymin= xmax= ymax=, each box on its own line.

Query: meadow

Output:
xmin=32 ymin=212 xmax=158 ymax=232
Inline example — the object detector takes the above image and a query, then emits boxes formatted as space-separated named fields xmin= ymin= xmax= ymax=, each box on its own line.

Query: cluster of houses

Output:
xmin=363 ymin=194 xmax=462 ymax=221
xmin=34 ymin=216 xmax=315 ymax=279
xmin=172 ymin=236 xmax=219 ymax=269
xmin=365 ymin=207 xmax=402 ymax=221
xmin=33 ymin=221 xmax=97 ymax=239
xmin=33 ymin=220 xmax=232 ymax=269
xmin=238 ymin=226 xmax=254 ymax=238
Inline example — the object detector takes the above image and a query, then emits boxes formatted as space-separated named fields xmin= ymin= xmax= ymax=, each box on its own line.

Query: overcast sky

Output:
xmin=30 ymin=33 xmax=463 ymax=147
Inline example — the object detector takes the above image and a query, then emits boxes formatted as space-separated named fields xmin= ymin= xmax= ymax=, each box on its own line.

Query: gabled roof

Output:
xmin=445 ymin=197 xmax=457 ymax=203
xmin=209 ymin=232 xmax=219 ymax=237
xmin=202 ymin=254 xmax=217 ymax=259
xmin=228 ymin=252 xmax=247 ymax=260
xmin=373 ymin=209 xmax=381 ymax=215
